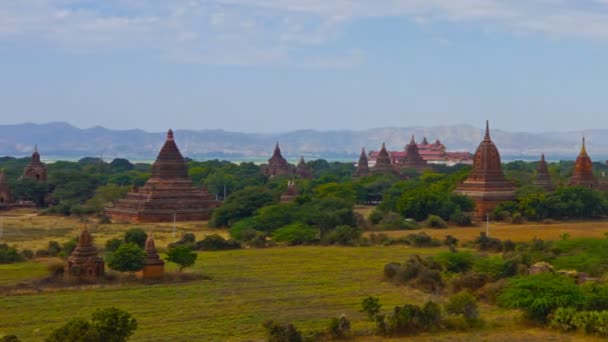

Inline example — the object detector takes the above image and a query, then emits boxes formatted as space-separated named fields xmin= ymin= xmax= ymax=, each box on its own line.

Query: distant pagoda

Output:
xmin=372 ymin=143 xmax=396 ymax=175
xmin=295 ymin=156 xmax=313 ymax=179
xmin=569 ymin=137 xmax=598 ymax=189
xmin=22 ymin=145 xmax=47 ymax=181
xmin=280 ymin=181 xmax=298 ymax=203
xmin=533 ymin=154 xmax=554 ymax=191
xmin=455 ymin=121 xmax=515 ymax=219
xmin=263 ymin=143 xmax=294 ymax=177
xmin=105 ymin=129 xmax=221 ymax=222
xmin=397 ymin=135 xmax=430 ymax=172
xmin=354 ymin=147 xmax=370 ymax=177
xmin=0 ymin=170 xmax=11 ymax=205
xmin=64 ymin=226 xmax=105 ymax=280
xmin=137 ymin=234 xmax=165 ymax=279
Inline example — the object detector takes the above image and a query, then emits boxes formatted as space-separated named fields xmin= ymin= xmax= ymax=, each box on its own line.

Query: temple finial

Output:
xmin=484 ymin=120 xmax=490 ymax=140
xmin=34 ymin=144 xmax=38 ymax=153
xmin=581 ymin=136 xmax=587 ymax=154
xmin=541 ymin=153 xmax=545 ymax=162
xmin=167 ymin=129 xmax=174 ymax=141
xmin=410 ymin=134 xmax=415 ymax=144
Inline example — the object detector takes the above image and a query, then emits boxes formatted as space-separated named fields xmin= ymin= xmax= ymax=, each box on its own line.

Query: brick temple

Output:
xmin=533 ymin=154 xmax=554 ymax=191
xmin=295 ymin=156 xmax=313 ymax=179
xmin=64 ymin=226 xmax=105 ymax=280
xmin=395 ymin=136 xmax=430 ymax=172
xmin=369 ymin=137 xmax=472 ymax=166
xmin=569 ymin=137 xmax=598 ymax=189
xmin=263 ymin=143 xmax=294 ymax=177
xmin=105 ymin=129 xmax=221 ymax=222
xmin=353 ymin=147 xmax=370 ymax=177
xmin=371 ymin=143 xmax=396 ymax=175
xmin=22 ymin=145 xmax=47 ymax=181
xmin=455 ymin=121 xmax=515 ymax=219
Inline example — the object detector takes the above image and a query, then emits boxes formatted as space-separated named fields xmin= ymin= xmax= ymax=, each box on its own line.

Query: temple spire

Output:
xmin=410 ymin=135 xmax=415 ymax=144
xmin=167 ymin=129 xmax=174 ymax=141
xmin=581 ymin=136 xmax=587 ymax=155
xmin=34 ymin=144 xmax=38 ymax=153
xmin=484 ymin=120 xmax=490 ymax=140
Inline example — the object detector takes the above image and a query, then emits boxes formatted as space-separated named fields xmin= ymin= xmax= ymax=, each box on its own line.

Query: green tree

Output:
xmin=45 ymin=318 xmax=100 ymax=342
xmin=108 ymin=243 xmax=146 ymax=276
xmin=313 ymin=182 xmax=356 ymax=205
xmin=165 ymin=245 xmax=197 ymax=272
xmin=210 ymin=186 xmax=275 ymax=227
xmin=90 ymin=307 xmax=138 ymax=342
xmin=272 ymin=223 xmax=318 ymax=245
xmin=444 ymin=291 xmax=479 ymax=322
xmin=124 ymin=228 xmax=147 ymax=248
xmin=360 ymin=296 xmax=382 ymax=320
xmin=85 ymin=184 xmax=130 ymax=213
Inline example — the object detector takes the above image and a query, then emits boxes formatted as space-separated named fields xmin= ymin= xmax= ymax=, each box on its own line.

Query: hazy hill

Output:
xmin=0 ymin=122 xmax=606 ymax=162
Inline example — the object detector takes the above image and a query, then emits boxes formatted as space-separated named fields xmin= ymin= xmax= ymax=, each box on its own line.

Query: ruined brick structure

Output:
xmin=533 ymin=154 xmax=554 ymax=191
xmin=295 ymin=156 xmax=313 ymax=179
xmin=455 ymin=121 xmax=515 ymax=219
xmin=64 ymin=226 xmax=105 ymax=280
xmin=263 ymin=143 xmax=294 ymax=177
xmin=105 ymin=129 xmax=221 ymax=222
xmin=22 ymin=145 xmax=47 ymax=181
xmin=137 ymin=234 xmax=165 ymax=279
xmin=371 ymin=143 xmax=396 ymax=175
xmin=569 ymin=137 xmax=598 ymax=189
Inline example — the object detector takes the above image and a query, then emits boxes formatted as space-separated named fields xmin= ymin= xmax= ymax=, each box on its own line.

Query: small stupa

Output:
xmin=533 ymin=154 xmax=554 ymax=191
xmin=569 ymin=137 xmax=598 ymax=189
xmin=22 ymin=145 xmax=47 ymax=181
xmin=137 ymin=234 xmax=165 ymax=279
xmin=280 ymin=181 xmax=298 ymax=203
xmin=64 ymin=226 xmax=105 ymax=280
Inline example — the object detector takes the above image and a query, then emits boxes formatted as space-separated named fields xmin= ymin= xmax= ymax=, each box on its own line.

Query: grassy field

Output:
xmin=2 ymin=210 xmax=608 ymax=340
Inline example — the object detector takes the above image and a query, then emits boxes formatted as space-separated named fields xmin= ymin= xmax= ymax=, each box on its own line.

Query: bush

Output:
xmin=0 ymin=244 xmax=25 ymax=264
xmin=47 ymin=262 xmax=65 ymax=278
xmin=451 ymin=272 xmax=489 ymax=293
xmin=376 ymin=301 xmax=443 ymax=336
xmin=263 ymin=320 xmax=303 ymax=342
xmin=47 ymin=241 xmax=62 ymax=257
xmin=369 ymin=208 xmax=384 ymax=225
xmin=323 ymin=225 xmax=361 ymax=246
xmin=511 ymin=212 xmax=525 ymax=224
xmin=107 ymin=243 xmax=146 ymax=275
xmin=272 ymin=223 xmax=317 ymax=246
xmin=0 ymin=336 xmax=21 ymax=342
xmin=405 ymin=233 xmax=441 ymax=247
xmin=165 ymin=245 xmax=198 ymax=272
xmin=124 ymin=228 xmax=147 ymax=249
xmin=327 ymin=315 xmax=350 ymax=339
xmin=472 ymin=256 xmax=517 ymax=280
xmin=228 ymin=218 xmax=258 ymax=241
xmin=550 ymin=307 xmax=577 ymax=332
xmin=424 ymin=215 xmax=448 ymax=229
xmin=46 ymin=307 xmax=137 ymax=342
xmin=105 ymin=238 xmax=123 ymax=252
xmin=168 ymin=233 xmax=196 ymax=249
xmin=435 ymin=251 xmax=475 ymax=274
xmin=361 ymin=296 xmax=382 ymax=320
xmin=388 ymin=255 xmax=444 ymax=293
xmin=473 ymin=232 xmax=503 ymax=252
xmin=20 ymin=249 xmax=34 ymax=260
xmin=449 ymin=210 xmax=473 ymax=226
xmin=46 ymin=318 xmax=100 ymax=342
xmin=445 ymin=291 xmax=479 ymax=323
xmin=193 ymin=234 xmax=241 ymax=251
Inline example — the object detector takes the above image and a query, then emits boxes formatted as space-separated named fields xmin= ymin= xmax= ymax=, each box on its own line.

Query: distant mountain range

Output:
xmin=0 ymin=122 xmax=606 ymax=162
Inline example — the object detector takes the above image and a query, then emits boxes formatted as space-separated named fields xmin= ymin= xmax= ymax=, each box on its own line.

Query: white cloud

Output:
xmin=1 ymin=0 xmax=608 ymax=66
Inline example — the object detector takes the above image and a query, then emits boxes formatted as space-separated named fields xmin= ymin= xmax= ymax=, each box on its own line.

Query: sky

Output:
xmin=1 ymin=1 xmax=608 ymax=133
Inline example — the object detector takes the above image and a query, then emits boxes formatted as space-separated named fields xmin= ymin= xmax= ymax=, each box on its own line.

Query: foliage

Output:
xmin=210 ymin=186 xmax=275 ymax=227
xmin=424 ymin=214 xmax=448 ymax=229
xmin=385 ymin=255 xmax=444 ymax=293
xmin=473 ymin=232 xmax=503 ymax=252
xmin=105 ymin=238 xmax=123 ymax=252
xmin=322 ymin=225 xmax=362 ymax=246
xmin=434 ymin=251 xmax=475 ymax=273
xmin=472 ymin=256 xmax=517 ymax=280
xmin=165 ymin=245 xmax=198 ymax=272
xmin=405 ymin=233 xmax=441 ymax=247
xmin=313 ymin=182 xmax=356 ymax=206
xmin=107 ymin=243 xmax=146 ymax=275
xmin=361 ymin=296 xmax=382 ymax=320
xmin=376 ymin=301 xmax=444 ymax=336
xmin=497 ymin=273 xmax=586 ymax=322
xmin=123 ymin=228 xmax=147 ymax=249
xmin=90 ymin=307 xmax=138 ymax=342
xmin=168 ymin=233 xmax=196 ymax=249
xmin=327 ymin=315 xmax=351 ymax=339
xmin=45 ymin=318 xmax=100 ymax=342
xmin=0 ymin=244 xmax=25 ymax=264
xmin=444 ymin=291 xmax=479 ymax=322
xmin=272 ymin=223 xmax=318 ymax=246
xmin=193 ymin=234 xmax=241 ymax=251
xmin=262 ymin=320 xmax=303 ymax=342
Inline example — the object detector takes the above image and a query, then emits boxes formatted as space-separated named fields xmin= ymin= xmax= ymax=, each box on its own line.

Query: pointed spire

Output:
xmin=145 ymin=233 xmax=156 ymax=251
xmin=381 ymin=142 xmax=386 ymax=151
xmin=167 ymin=129 xmax=174 ymax=141
xmin=77 ymin=224 xmax=93 ymax=248
xmin=581 ymin=136 xmax=587 ymax=155
xmin=484 ymin=120 xmax=491 ymax=140
xmin=410 ymin=135 xmax=416 ymax=145
xmin=299 ymin=156 xmax=305 ymax=164
xmin=34 ymin=144 xmax=38 ymax=153
xmin=541 ymin=153 xmax=546 ymax=162
xmin=360 ymin=147 xmax=367 ymax=158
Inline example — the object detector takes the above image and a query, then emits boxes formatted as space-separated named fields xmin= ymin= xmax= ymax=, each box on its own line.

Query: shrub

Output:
xmin=361 ymin=296 xmax=382 ymax=320
xmin=193 ymin=234 xmax=241 ymax=251
xmin=46 ymin=318 xmax=100 ymax=342
xmin=105 ymin=238 xmax=123 ymax=252
xmin=369 ymin=208 xmax=384 ymax=225
xmin=375 ymin=211 xmax=409 ymax=230
xmin=376 ymin=301 xmax=443 ymax=336
xmin=90 ymin=307 xmax=138 ymax=342
xmin=263 ymin=320 xmax=303 ymax=342
xmin=272 ymin=223 xmax=317 ymax=246
xmin=497 ymin=273 xmax=585 ymax=323
xmin=107 ymin=243 xmax=146 ymax=276
xmin=0 ymin=336 xmax=21 ymax=342
xmin=165 ymin=245 xmax=198 ymax=272
xmin=472 ymin=256 xmax=516 ymax=280
xmin=451 ymin=272 xmax=489 ymax=293
xmin=405 ymin=233 xmax=441 ymax=247
xmin=228 ymin=218 xmax=258 ymax=241
xmin=420 ymin=301 xmax=442 ymax=331
xmin=327 ymin=315 xmax=350 ymax=339
xmin=473 ymin=232 xmax=503 ymax=252
xmin=20 ymin=249 xmax=34 ymax=260
xmin=435 ymin=251 xmax=475 ymax=274
xmin=549 ymin=307 xmax=577 ymax=332
xmin=124 ymin=228 xmax=147 ymax=249
xmin=444 ymin=235 xmax=459 ymax=248
xmin=168 ymin=233 xmax=196 ymax=249
xmin=445 ymin=291 xmax=478 ymax=323
xmin=47 ymin=262 xmax=65 ymax=278
xmin=449 ymin=210 xmax=473 ymax=226
xmin=323 ymin=225 xmax=362 ymax=246
xmin=511 ymin=212 xmax=525 ymax=224
xmin=0 ymin=244 xmax=24 ymax=264
xmin=424 ymin=215 xmax=448 ymax=229
xmin=47 ymin=241 xmax=62 ymax=257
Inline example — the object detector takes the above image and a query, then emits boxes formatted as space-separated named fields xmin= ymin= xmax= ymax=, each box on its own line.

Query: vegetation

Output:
xmin=165 ymin=245 xmax=197 ymax=272
xmin=107 ymin=243 xmax=146 ymax=276
xmin=46 ymin=307 xmax=137 ymax=342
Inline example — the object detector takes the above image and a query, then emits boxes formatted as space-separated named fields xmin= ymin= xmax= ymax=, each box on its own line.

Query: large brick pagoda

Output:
xmin=569 ymin=137 xmax=598 ymax=189
xmin=22 ymin=145 xmax=47 ymax=181
xmin=105 ymin=129 xmax=220 ymax=222
xmin=263 ymin=143 xmax=294 ymax=177
xmin=455 ymin=121 xmax=515 ymax=219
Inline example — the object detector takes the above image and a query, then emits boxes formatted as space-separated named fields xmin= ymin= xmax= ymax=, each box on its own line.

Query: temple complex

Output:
xmin=354 ymin=148 xmax=370 ymax=177
xmin=370 ymin=138 xmax=472 ymax=166
xmin=569 ymin=137 xmax=598 ymax=189
xmin=22 ymin=145 xmax=47 ymax=181
xmin=371 ymin=143 xmax=396 ymax=175
xmin=533 ymin=154 xmax=554 ymax=191
xmin=105 ymin=129 xmax=221 ymax=222
xmin=0 ymin=170 xmax=11 ymax=205
xmin=64 ymin=226 xmax=105 ymax=280
xmin=455 ymin=121 xmax=516 ymax=219
xmin=396 ymin=136 xmax=430 ymax=172
xmin=137 ymin=234 xmax=165 ymax=279
xmin=280 ymin=181 xmax=298 ymax=202
xmin=295 ymin=156 xmax=313 ymax=179
xmin=263 ymin=143 xmax=294 ymax=177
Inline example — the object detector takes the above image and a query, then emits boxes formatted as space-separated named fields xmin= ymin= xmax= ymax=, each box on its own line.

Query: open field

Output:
xmin=0 ymin=246 xmax=601 ymax=342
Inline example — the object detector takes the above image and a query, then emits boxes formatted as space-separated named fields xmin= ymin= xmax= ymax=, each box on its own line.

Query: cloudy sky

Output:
xmin=1 ymin=0 xmax=608 ymax=132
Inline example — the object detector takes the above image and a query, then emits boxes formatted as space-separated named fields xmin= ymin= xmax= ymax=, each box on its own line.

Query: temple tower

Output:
xmin=354 ymin=148 xmax=370 ymax=177
xmin=64 ymin=226 xmax=105 ymax=280
xmin=398 ymin=135 xmax=430 ymax=172
xmin=263 ymin=143 xmax=294 ymax=177
xmin=105 ymin=129 xmax=221 ymax=222
xmin=372 ymin=143 xmax=395 ymax=175
xmin=137 ymin=234 xmax=165 ymax=279
xmin=533 ymin=154 xmax=554 ymax=191
xmin=22 ymin=145 xmax=47 ymax=181
xmin=0 ymin=170 xmax=11 ymax=204
xmin=280 ymin=181 xmax=298 ymax=203
xmin=569 ymin=137 xmax=598 ymax=189
xmin=295 ymin=156 xmax=313 ymax=179
xmin=455 ymin=121 xmax=515 ymax=219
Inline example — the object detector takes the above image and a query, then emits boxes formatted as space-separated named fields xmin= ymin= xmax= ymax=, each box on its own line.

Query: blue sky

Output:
xmin=1 ymin=0 xmax=608 ymax=133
